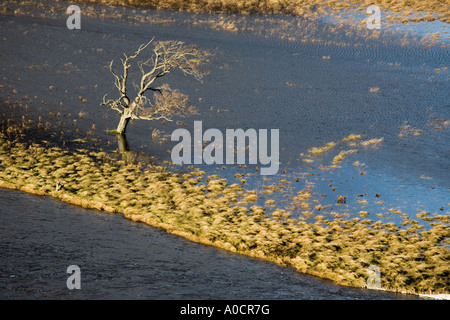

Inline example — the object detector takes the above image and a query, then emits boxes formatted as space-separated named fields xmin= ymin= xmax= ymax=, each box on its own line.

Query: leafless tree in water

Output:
xmin=102 ymin=38 xmax=210 ymax=135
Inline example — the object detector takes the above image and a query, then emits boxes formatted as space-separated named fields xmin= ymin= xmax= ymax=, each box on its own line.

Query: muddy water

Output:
xmin=0 ymin=1 xmax=448 ymax=299
xmin=0 ymin=188 xmax=415 ymax=299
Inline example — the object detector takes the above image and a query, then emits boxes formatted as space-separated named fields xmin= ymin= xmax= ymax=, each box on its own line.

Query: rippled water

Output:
xmin=0 ymin=0 xmax=448 ymax=299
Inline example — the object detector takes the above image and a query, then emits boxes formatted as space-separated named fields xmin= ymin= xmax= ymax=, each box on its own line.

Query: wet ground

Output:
xmin=0 ymin=0 xmax=448 ymax=299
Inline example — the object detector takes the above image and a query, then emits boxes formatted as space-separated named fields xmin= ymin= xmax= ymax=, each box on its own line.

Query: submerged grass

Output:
xmin=1 ymin=114 xmax=449 ymax=295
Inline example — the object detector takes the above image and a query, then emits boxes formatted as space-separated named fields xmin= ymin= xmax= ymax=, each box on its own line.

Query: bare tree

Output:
xmin=102 ymin=39 xmax=210 ymax=135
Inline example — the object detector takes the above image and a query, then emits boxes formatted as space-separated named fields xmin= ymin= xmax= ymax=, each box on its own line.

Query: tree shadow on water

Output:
xmin=114 ymin=133 xmax=160 ymax=168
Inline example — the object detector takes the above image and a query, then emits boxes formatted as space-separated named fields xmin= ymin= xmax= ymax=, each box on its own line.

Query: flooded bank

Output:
xmin=0 ymin=0 xmax=448 ymax=298
xmin=0 ymin=188 xmax=415 ymax=299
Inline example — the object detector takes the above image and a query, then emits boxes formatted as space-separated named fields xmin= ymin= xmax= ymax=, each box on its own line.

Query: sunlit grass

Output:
xmin=1 ymin=113 xmax=449 ymax=295
xmin=308 ymin=142 xmax=337 ymax=155
xmin=73 ymin=0 xmax=450 ymax=24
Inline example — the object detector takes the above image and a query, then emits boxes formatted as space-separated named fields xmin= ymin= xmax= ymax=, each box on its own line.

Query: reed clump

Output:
xmin=308 ymin=142 xmax=337 ymax=155
xmin=332 ymin=149 xmax=359 ymax=165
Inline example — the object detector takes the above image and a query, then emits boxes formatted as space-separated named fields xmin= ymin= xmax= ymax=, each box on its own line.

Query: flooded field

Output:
xmin=0 ymin=0 xmax=448 ymax=299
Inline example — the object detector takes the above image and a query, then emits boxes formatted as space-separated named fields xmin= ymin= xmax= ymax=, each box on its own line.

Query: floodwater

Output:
xmin=0 ymin=0 xmax=448 ymax=299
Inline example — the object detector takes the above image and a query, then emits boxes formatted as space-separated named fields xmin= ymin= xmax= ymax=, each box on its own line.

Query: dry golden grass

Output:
xmin=360 ymin=138 xmax=384 ymax=147
xmin=308 ymin=142 xmax=337 ymax=155
xmin=342 ymin=134 xmax=361 ymax=142
xmin=332 ymin=149 xmax=359 ymax=165
xmin=4 ymin=0 xmax=447 ymax=52
xmin=1 ymin=113 xmax=449 ymax=295
xmin=76 ymin=0 xmax=450 ymax=23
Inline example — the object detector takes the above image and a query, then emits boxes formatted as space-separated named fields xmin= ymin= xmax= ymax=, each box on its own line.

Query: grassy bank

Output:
xmin=1 ymin=112 xmax=448 ymax=295
xmin=76 ymin=0 xmax=450 ymax=23
xmin=2 ymin=0 xmax=446 ymax=48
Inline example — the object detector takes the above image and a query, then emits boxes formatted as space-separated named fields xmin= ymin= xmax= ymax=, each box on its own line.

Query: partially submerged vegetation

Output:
xmin=1 ymin=111 xmax=448 ymax=295
xmin=2 ymin=0 xmax=448 ymax=50
xmin=76 ymin=0 xmax=450 ymax=24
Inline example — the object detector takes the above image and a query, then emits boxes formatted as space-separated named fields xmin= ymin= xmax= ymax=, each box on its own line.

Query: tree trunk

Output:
xmin=116 ymin=114 xmax=131 ymax=134
xmin=116 ymin=133 xmax=130 ymax=153
xmin=116 ymin=132 xmax=140 ymax=164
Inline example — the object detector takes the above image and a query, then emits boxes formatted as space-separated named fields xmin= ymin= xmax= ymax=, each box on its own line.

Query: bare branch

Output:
xmin=137 ymin=40 xmax=210 ymax=97
xmin=132 ymin=84 xmax=197 ymax=122
xmin=107 ymin=39 xmax=155 ymax=108
xmin=109 ymin=60 xmax=122 ymax=91
xmin=101 ymin=94 xmax=124 ymax=114
xmin=102 ymin=38 xmax=209 ymax=134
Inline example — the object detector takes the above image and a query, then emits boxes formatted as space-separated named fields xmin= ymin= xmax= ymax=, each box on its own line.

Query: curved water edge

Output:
xmin=0 ymin=0 xmax=449 ymax=299
xmin=0 ymin=188 xmax=416 ymax=299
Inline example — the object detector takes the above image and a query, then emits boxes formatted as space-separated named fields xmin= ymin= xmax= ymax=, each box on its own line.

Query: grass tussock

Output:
xmin=308 ymin=142 xmax=337 ymax=155
xmin=342 ymin=134 xmax=361 ymax=142
xmin=398 ymin=123 xmax=422 ymax=138
xmin=332 ymin=149 xmax=359 ymax=165
xmin=0 ymin=114 xmax=449 ymax=296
